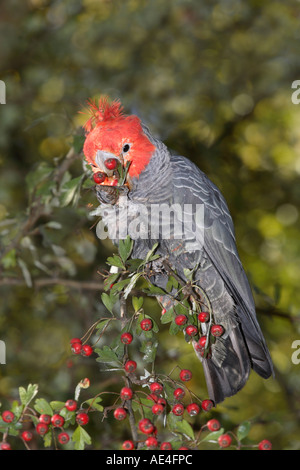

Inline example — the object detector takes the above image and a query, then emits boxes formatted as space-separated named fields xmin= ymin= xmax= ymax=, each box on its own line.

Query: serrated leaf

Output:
xmin=145 ymin=243 xmax=159 ymax=262
xmin=19 ymin=384 xmax=38 ymax=407
xmin=95 ymin=345 xmax=120 ymax=363
xmin=160 ymin=308 xmax=174 ymax=324
xmin=237 ymin=421 xmax=251 ymax=441
xmin=118 ymin=236 xmax=133 ymax=263
xmin=106 ymin=255 xmax=125 ymax=268
xmin=83 ymin=397 xmax=103 ymax=412
xmin=72 ymin=425 xmax=92 ymax=450
xmin=34 ymin=398 xmax=53 ymax=416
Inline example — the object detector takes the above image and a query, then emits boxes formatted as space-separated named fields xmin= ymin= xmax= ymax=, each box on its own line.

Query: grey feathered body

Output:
xmin=95 ymin=125 xmax=273 ymax=404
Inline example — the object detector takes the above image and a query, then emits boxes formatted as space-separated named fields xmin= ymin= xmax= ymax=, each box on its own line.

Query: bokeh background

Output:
xmin=0 ymin=0 xmax=300 ymax=450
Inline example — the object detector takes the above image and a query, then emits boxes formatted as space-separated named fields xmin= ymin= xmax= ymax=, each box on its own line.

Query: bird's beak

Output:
xmin=95 ymin=150 xmax=122 ymax=176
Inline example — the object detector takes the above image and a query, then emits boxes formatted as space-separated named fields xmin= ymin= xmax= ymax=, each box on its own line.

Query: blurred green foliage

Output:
xmin=0 ymin=0 xmax=300 ymax=450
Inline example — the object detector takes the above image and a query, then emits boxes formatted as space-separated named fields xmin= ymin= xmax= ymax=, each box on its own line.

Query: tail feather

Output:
xmin=193 ymin=326 xmax=252 ymax=404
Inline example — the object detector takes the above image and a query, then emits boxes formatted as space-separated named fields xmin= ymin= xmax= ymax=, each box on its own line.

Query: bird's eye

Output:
xmin=122 ymin=143 xmax=131 ymax=153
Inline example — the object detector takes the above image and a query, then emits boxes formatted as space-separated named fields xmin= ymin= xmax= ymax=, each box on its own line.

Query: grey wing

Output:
xmin=171 ymin=154 xmax=273 ymax=378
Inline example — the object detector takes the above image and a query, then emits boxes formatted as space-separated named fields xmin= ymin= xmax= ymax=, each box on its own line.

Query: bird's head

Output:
xmin=82 ymin=97 xmax=156 ymax=187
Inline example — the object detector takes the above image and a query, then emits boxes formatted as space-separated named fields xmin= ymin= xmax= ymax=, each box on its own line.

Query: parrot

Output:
xmin=82 ymin=97 xmax=273 ymax=404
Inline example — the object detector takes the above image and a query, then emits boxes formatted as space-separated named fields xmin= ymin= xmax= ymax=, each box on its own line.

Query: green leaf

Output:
xmin=132 ymin=296 xmax=144 ymax=312
xmin=25 ymin=163 xmax=54 ymax=192
xmin=103 ymin=272 xmax=120 ymax=291
xmin=169 ymin=320 xmax=180 ymax=335
xmin=101 ymin=292 xmax=114 ymax=314
xmin=72 ymin=425 xmax=92 ymax=450
xmin=160 ymin=308 xmax=174 ymax=324
xmin=118 ymin=236 xmax=133 ymax=263
xmin=19 ymin=384 xmax=38 ymax=407
xmin=145 ymin=243 xmax=159 ymax=262
xmin=200 ymin=428 xmax=225 ymax=443
xmin=237 ymin=420 xmax=251 ymax=441
xmin=140 ymin=340 xmax=158 ymax=363
xmin=49 ymin=401 xmax=66 ymax=411
xmin=175 ymin=419 xmax=195 ymax=440
xmin=73 ymin=135 xmax=85 ymax=153
xmin=143 ymin=284 xmax=166 ymax=296
xmin=83 ymin=397 xmax=103 ymax=412
xmin=34 ymin=398 xmax=53 ymax=416
xmin=17 ymin=258 xmax=32 ymax=288
xmin=106 ymin=255 xmax=125 ymax=269
xmin=1 ymin=248 xmax=17 ymax=269
xmin=60 ymin=175 xmax=84 ymax=207
xmin=95 ymin=345 xmax=120 ymax=363
xmin=123 ymin=272 xmax=142 ymax=299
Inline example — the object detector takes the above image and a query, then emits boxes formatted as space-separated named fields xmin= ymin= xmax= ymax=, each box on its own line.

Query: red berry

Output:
xmin=218 ymin=433 xmax=232 ymax=448
xmin=186 ymin=403 xmax=200 ymax=416
xmin=185 ymin=325 xmax=198 ymax=336
xmin=71 ymin=342 xmax=82 ymax=354
xmin=93 ymin=172 xmax=106 ymax=184
xmin=65 ymin=399 xmax=77 ymax=412
xmin=0 ymin=442 xmax=11 ymax=450
xmin=201 ymin=399 xmax=214 ymax=411
xmin=179 ymin=369 xmax=192 ymax=382
xmin=258 ymin=439 xmax=272 ymax=450
xmin=149 ymin=382 xmax=163 ymax=395
xmin=138 ymin=418 xmax=154 ymax=435
xmin=2 ymin=411 xmax=14 ymax=423
xmin=104 ymin=158 xmax=118 ymax=170
xmin=120 ymin=332 xmax=133 ymax=344
xmin=198 ymin=312 xmax=210 ymax=323
xmin=160 ymin=442 xmax=172 ymax=450
xmin=147 ymin=393 xmax=158 ymax=403
xmin=122 ymin=440 xmax=135 ymax=450
xmin=51 ymin=414 xmax=65 ymax=428
xmin=152 ymin=404 xmax=164 ymax=415
xmin=198 ymin=336 xmax=208 ymax=348
xmin=111 ymin=178 xmax=118 ymax=186
xmin=174 ymin=387 xmax=185 ymax=400
xmin=70 ymin=337 xmax=82 ymax=344
xmin=145 ymin=436 xmax=158 ymax=449
xmin=114 ymin=407 xmax=127 ymax=421
xmin=81 ymin=344 xmax=93 ymax=357
xmin=124 ymin=360 xmax=137 ymax=373
xmin=39 ymin=414 xmax=51 ymax=425
xmin=120 ymin=387 xmax=133 ymax=400
xmin=76 ymin=412 xmax=89 ymax=426
xmin=211 ymin=324 xmax=224 ymax=337
xmin=21 ymin=431 xmax=33 ymax=442
xmin=179 ymin=446 xmax=189 ymax=450
xmin=36 ymin=422 xmax=49 ymax=435
xmin=58 ymin=432 xmax=70 ymax=445
xmin=175 ymin=314 xmax=187 ymax=326
xmin=206 ymin=419 xmax=221 ymax=431
xmin=172 ymin=403 xmax=185 ymax=416
xmin=157 ymin=397 xmax=166 ymax=406
xmin=140 ymin=318 xmax=153 ymax=331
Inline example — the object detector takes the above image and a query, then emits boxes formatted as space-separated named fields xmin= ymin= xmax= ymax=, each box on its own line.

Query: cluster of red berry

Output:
xmin=0 ymin=400 xmax=90 ymax=450
xmin=70 ymin=338 xmax=93 ymax=357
